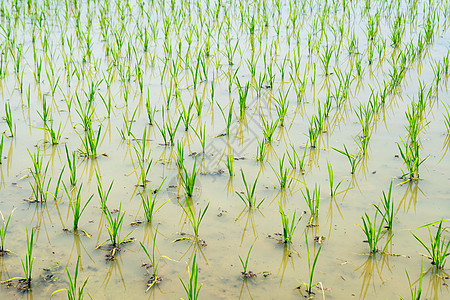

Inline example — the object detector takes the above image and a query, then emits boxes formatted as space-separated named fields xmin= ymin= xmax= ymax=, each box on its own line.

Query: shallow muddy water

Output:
xmin=0 ymin=0 xmax=449 ymax=299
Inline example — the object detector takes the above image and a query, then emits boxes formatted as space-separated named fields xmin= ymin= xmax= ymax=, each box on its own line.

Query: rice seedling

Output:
xmin=0 ymin=210 xmax=13 ymax=254
xmin=327 ymin=161 xmax=343 ymax=197
xmin=355 ymin=103 xmax=373 ymax=146
xmin=20 ymin=228 xmax=34 ymax=289
xmin=4 ymin=102 xmax=15 ymax=137
xmin=359 ymin=211 xmax=391 ymax=254
xmin=63 ymin=184 xmax=93 ymax=231
xmin=373 ymin=181 xmax=394 ymax=230
xmin=332 ymin=145 xmax=361 ymax=174
xmin=239 ymin=243 xmax=256 ymax=277
xmin=192 ymin=123 xmax=206 ymax=154
xmin=275 ymin=90 xmax=289 ymax=127
xmin=290 ymin=72 xmax=308 ymax=103
xmin=397 ymin=138 xmax=427 ymax=180
xmin=118 ymin=109 xmax=137 ymax=141
xmin=237 ymin=80 xmax=250 ymax=120
xmin=256 ymin=139 xmax=267 ymax=162
xmin=29 ymin=148 xmax=51 ymax=202
xmin=65 ymin=145 xmax=77 ymax=186
xmin=217 ymin=100 xmax=233 ymax=136
xmin=79 ymin=125 xmax=102 ymax=158
xmin=102 ymin=203 xmax=132 ymax=249
xmin=140 ymin=228 xmax=163 ymax=291
xmin=270 ymin=155 xmax=290 ymax=189
xmin=298 ymin=232 xmax=322 ymax=297
xmin=43 ymin=120 xmax=62 ymax=146
xmin=180 ymin=201 xmax=210 ymax=241
xmin=133 ymin=130 xmax=152 ymax=188
xmin=194 ymin=94 xmax=203 ymax=117
xmin=320 ymin=43 xmax=333 ymax=76
xmin=166 ymin=117 xmax=181 ymax=146
xmin=140 ymin=180 xmax=167 ymax=223
xmin=51 ymin=257 xmax=88 ymax=300
xmin=179 ymin=251 xmax=202 ymax=300
xmin=302 ymin=184 xmax=320 ymax=218
xmin=235 ymin=169 xmax=264 ymax=208
xmin=403 ymin=262 xmax=423 ymax=300
xmin=286 ymin=145 xmax=300 ymax=170
xmin=145 ymin=95 xmax=156 ymax=126
xmin=443 ymin=103 xmax=450 ymax=133
xmin=179 ymin=100 xmax=194 ymax=132
xmin=261 ymin=117 xmax=279 ymax=143
xmin=224 ymin=38 xmax=239 ymax=66
xmin=75 ymin=97 xmax=93 ymax=132
xmin=307 ymin=117 xmax=321 ymax=148
xmin=279 ymin=202 xmax=301 ymax=244
xmin=225 ymin=151 xmax=234 ymax=177
xmin=412 ymin=220 xmax=450 ymax=269
xmin=155 ymin=118 xmax=169 ymax=145
xmin=179 ymin=158 xmax=198 ymax=197
xmin=95 ymin=172 xmax=113 ymax=212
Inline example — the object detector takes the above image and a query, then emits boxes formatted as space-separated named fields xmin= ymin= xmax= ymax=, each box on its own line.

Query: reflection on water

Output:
xmin=235 ymin=207 xmax=263 ymax=246
xmin=397 ymin=181 xmax=425 ymax=213
xmin=355 ymin=253 xmax=392 ymax=299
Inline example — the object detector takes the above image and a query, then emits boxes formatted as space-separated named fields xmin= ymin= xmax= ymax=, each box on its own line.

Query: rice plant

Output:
xmin=4 ymin=102 xmax=15 ymax=137
xmin=140 ymin=228 xmax=162 ymax=290
xmin=236 ymin=169 xmax=264 ymax=208
xmin=307 ymin=117 xmax=321 ymax=148
xmin=65 ymin=145 xmax=77 ymax=186
xmin=298 ymin=232 xmax=322 ymax=297
xmin=332 ymin=145 xmax=361 ymax=174
xmin=217 ymin=100 xmax=233 ymax=136
xmin=179 ymin=252 xmax=202 ymax=300
xmin=51 ymin=258 xmax=88 ymax=300
xmin=279 ymin=202 xmax=301 ymax=244
xmin=44 ymin=120 xmax=62 ymax=145
xmin=176 ymin=140 xmax=185 ymax=169
xmin=237 ymin=80 xmax=250 ymax=119
xmin=261 ymin=117 xmax=279 ymax=143
xmin=102 ymin=203 xmax=131 ymax=249
xmin=403 ymin=262 xmax=423 ymax=300
xmin=239 ymin=243 xmax=256 ymax=277
xmin=180 ymin=201 xmax=210 ymax=241
xmin=179 ymin=100 xmax=194 ymax=131
xmin=29 ymin=148 xmax=51 ymax=202
xmin=327 ymin=161 xmax=343 ymax=197
xmin=270 ymin=155 xmax=289 ymax=189
xmin=63 ymin=184 xmax=93 ymax=230
xmin=21 ymin=228 xmax=34 ymax=289
xmin=140 ymin=180 xmax=167 ymax=223
xmin=0 ymin=210 xmax=13 ymax=254
xmin=412 ymin=220 xmax=450 ymax=269
xmin=179 ymin=159 xmax=198 ymax=197
xmin=79 ymin=125 xmax=102 ymax=158
xmin=373 ymin=181 xmax=394 ymax=230
xmin=256 ymin=139 xmax=267 ymax=162
xmin=96 ymin=172 xmax=113 ymax=212
xmin=359 ymin=211 xmax=391 ymax=254
xmin=192 ymin=123 xmax=206 ymax=154
xmin=443 ymin=103 xmax=450 ymax=133
xmin=225 ymin=151 xmax=234 ymax=177
xmin=302 ymin=184 xmax=320 ymax=217
xmin=133 ymin=129 xmax=152 ymax=188
xmin=397 ymin=138 xmax=427 ymax=180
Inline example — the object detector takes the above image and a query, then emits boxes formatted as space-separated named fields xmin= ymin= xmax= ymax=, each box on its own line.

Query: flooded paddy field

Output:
xmin=0 ymin=0 xmax=449 ymax=299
